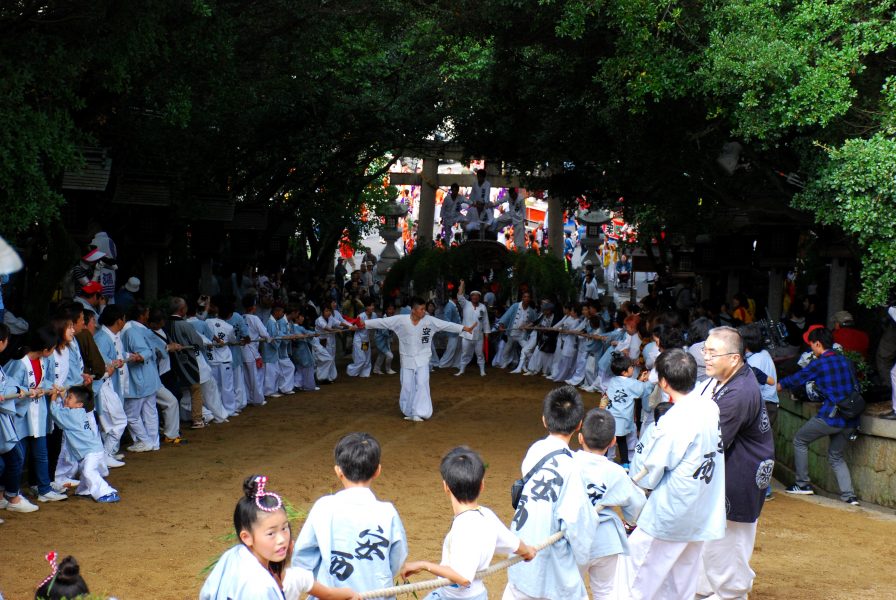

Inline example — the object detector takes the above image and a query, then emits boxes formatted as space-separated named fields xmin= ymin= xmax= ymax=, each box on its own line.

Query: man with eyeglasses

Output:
xmin=696 ymin=326 xmax=775 ymax=600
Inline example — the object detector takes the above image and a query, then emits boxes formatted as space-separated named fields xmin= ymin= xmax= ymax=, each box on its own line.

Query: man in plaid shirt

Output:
xmin=778 ymin=325 xmax=860 ymax=505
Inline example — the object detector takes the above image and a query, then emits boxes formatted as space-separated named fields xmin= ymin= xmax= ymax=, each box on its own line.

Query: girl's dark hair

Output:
xmin=234 ymin=475 xmax=289 ymax=579
xmin=34 ymin=555 xmax=89 ymax=600
xmin=233 ymin=475 xmax=284 ymax=536
xmin=0 ymin=322 xmax=9 ymax=343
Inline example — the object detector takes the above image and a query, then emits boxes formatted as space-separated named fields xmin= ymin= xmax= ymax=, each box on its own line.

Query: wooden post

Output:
xmin=417 ymin=158 xmax=438 ymax=247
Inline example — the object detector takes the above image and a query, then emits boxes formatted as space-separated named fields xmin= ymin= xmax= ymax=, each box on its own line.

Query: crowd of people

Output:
xmin=0 ymin=225 xmax=883 ymax=599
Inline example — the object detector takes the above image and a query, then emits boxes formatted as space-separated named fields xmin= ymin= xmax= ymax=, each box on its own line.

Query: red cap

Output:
xmin=802 ymin=324 xmax=824 ymax=346
xmin=81 ymin=281 xmax=103 ymax=295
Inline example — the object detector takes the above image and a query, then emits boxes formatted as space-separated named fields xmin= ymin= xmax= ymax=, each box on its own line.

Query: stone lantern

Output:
xmin=577 ymin=208 xmax=612 ymax=267
xmin=376 ymin=201 xmax=410 ymax=276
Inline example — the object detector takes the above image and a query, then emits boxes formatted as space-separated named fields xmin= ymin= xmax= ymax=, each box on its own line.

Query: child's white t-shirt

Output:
xmin=282 ymin=566 xmax=315 ymax=600
xmin=439 ymin=506 xmax=519 ymax=599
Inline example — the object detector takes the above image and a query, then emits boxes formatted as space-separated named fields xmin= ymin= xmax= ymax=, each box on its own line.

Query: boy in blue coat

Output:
xmin=605 ymin=353 xmax=654 ymax=467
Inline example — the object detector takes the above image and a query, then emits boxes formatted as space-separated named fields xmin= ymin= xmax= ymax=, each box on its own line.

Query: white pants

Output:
xmin=54 ymin=438 xmax=78 ymax=488
xmin=97 ymin=380 xmax=127 ymax=455
xmin=232 ymin=359 xmax=248 ymax=410
xmin=155 ymin=385 xmax=181 ymax=440
xmin=528 ymin=349 xmax=555 ymax=375
xmin=566 ymin=343 xmax=591 ymax=386
xmin=189 ymin=377 xmax=228 ymax=422
xmin=263 ymin=359 xmax=280 ymax=395
xmin=459 ymin=337 xmax=485 ymax=373
xmin=243 ymin=360 xmax=265 ymax=405
xmin=497 ymin=335 xmax=524 ymax=369
xmin=211 ymin=362 xmax=236 ymax=415
xmin=374 ymin=348 xmax=394 ymax=372
xmin=277 ymin=357 xmax=295 ymax=393
xmin=76 ymin=451 xmax=116 ymax=500
xmin=294 ymin=364 xmax=316 ymax=390
xmin=314 ymin=337 xmax=338 ymax=381
xmin=697 ymin=520 xmax=758 ymax=600
xmin=124 ymin=394 xmax=159 ymax=448
xmin=582 ymin=555 xmax=619 ymax=600
xmin=347 ymin=336 xmax=372 ymax=377
xmin=515 ymin=334 xmax=538 ymax=372
xmin=626 ymin=527 xmax=704 ymax=600
xmin=399 ymin=365 xmax=432 ymax=419
xmin=552 ymin=352 xmax=577 ymax=382
xmin=438 ymin=336 xmax=461 ymax=368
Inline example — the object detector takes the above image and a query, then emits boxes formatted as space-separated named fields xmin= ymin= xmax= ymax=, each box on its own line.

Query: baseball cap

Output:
xmin=82 ymin=249 xmax=106 ymax=262
xmin=802 ymin=324 xmax=825 ymax=346
xmin=81 ymin=281 xmax=103 ymax=295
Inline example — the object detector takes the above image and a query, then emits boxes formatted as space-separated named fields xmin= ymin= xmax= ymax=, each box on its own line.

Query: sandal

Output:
xmin=191 ymin=420 xmax=206 ymax=429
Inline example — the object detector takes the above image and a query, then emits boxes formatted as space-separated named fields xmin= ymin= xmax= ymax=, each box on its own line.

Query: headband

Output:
xmin=255 ymin=476 xmax=283 ymax=512
xmin=37 ymin=551 xmax=58 ymax=591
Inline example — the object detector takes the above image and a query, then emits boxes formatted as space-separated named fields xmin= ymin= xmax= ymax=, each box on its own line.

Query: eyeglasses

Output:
xmin=702 ymin=349 xmax=737 ymax=361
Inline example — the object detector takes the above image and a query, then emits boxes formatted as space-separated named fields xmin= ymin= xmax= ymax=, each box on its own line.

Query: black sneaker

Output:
xmin=785 ymin=484 xmax=814 ymax=495
xmin=844 ymin=496 xmax=860 ymax=506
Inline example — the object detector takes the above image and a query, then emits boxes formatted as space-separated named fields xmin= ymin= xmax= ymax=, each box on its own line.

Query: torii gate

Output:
xmin=386 ymin=141 xmax=566 ymax=254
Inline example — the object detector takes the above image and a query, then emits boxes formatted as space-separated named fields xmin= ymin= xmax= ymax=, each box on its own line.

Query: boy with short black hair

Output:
xmin=48 ymin=385 xmax=120 ymax=503
xmin=504 ymin=386 xmax=597 ymax=600
xmin=606 ymin=353 xmax=654 ymax=467
xmin=293 ymin=432 xmax=408 ymax=599
xmin=401 ymin=446 xmax=536 ymax=599
xmin=574 ymin=409 xmax=646 ymax=600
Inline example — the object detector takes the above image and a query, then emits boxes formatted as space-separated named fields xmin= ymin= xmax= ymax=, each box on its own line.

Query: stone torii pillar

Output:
xmin=416 ymin=158 xmax=439 ymax=246
xmin=547 ymin=195 xmax=565 ymax=256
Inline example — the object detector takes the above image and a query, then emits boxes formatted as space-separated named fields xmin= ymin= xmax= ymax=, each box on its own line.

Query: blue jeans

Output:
xmin=1 ymin=443 xmax=25 ymax=498
xmin=20 ymin=436 xmax=51 ymax=495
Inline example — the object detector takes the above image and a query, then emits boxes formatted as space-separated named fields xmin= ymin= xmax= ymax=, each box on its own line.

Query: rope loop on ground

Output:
xmin=359 ymin=530 xmax=565 ymax=599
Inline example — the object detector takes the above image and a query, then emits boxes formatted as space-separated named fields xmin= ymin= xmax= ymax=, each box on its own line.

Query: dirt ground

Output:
xmin=3 ymin=369 xmax=896 ymax=599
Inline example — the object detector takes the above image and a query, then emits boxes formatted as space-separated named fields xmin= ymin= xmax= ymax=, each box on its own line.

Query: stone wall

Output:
xmin=773 ymin=392 xmax=896 ymax=507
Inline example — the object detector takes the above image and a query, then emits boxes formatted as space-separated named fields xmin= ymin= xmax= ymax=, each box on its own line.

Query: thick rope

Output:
xmin=359 ymin=531 xmax=565 ymax=599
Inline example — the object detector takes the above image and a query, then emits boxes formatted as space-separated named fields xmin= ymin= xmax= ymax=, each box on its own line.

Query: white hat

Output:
xmin=470 ymin=290 xmax=482 ymax=297
xmin=124 ymin=277 xmax=141 ymax=293
xmin=82 ymin=248 xmax=106 ymax=262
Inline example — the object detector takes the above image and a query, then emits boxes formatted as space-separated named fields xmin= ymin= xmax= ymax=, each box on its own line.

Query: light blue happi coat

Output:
xmin=200 ymin=544 xmax=286 ymax=600
xmin=507 ymin=436 xmax=597 ymax=599
xmin=48 ymin=401 xmax=103 ymax=462
xmin=0 ymin=364 xmax=23 ymax=452
xmin=293 ymin=487 xmax=407 ymax=599
xmin=606 ymin=376 xmax=654 ymax=436
xmin=636 ymin=390 xmax=727 ymax=543
xmin=573 ymin=450 xmax=646 ymax=559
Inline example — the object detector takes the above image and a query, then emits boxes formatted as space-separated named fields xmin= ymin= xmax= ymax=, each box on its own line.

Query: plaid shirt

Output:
xmin=779 ymin=350 xmax=859 ymax=427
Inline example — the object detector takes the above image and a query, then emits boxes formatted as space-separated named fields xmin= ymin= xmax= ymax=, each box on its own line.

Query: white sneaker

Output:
xmin=6 ymin=495 xmax=39 ymax=512
xmin=0 ymin=496 xmax=8 ymax=509
xmin=314 ymin=387 xmax=320 ymax=391
xmin=386 ymin=369 xmax=397 ymax=375
xmin=403 ymin=416 xmax=424 ymax=422
xmin=105 ymin=454 xmax=126 ymax=468
xmin=480 ymin=370 xmax=486 ymax=377
xmin=127 ymin=442 xmax=152 ymax=453
xmin=372 ymin=368 xmax=383 ymax=375
xmin=112 ymin=453 xmax=125 ymax=460
xmin=38 ymin=490 xmax=68 ymax=502
xmin=269 ymin=393 xmax=283 ymax=398
xmin=454 ymin=370 xmax=464 ymax=377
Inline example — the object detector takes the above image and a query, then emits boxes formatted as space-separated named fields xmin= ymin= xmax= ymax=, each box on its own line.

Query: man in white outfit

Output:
xmin=455 ymin=280 xmax=491 ymax=377
xmin=360 ymin=297 xmax=474 ymax=421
